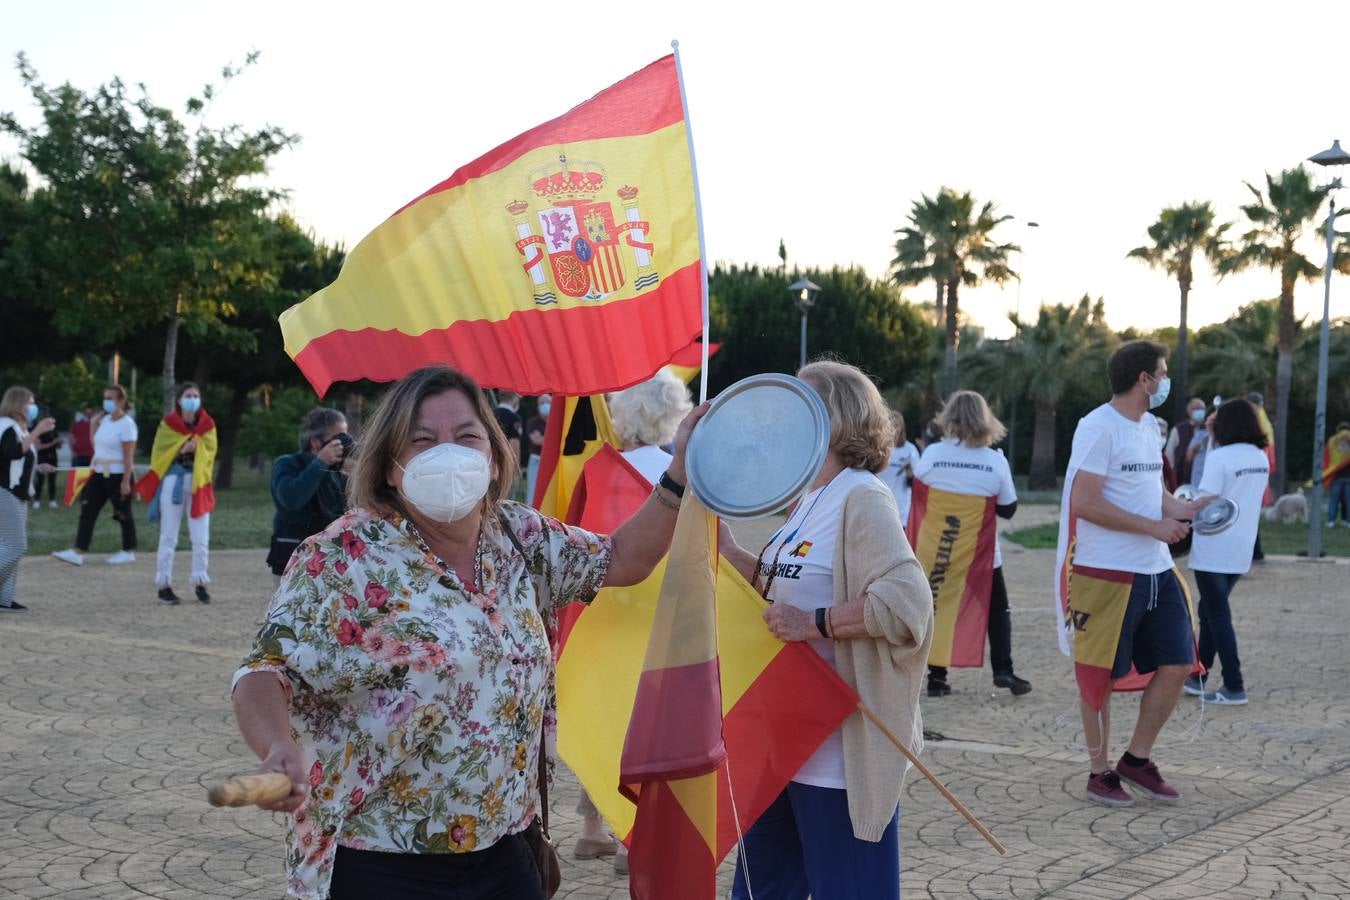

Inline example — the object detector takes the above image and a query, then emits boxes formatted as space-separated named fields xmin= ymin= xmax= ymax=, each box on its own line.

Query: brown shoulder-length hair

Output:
xmin=798 ymin=360 xmax=891 ymax=473
xmin=1 ymin=386 xmax=34 ymax=423
xmin=348 ymin=366 xmax=520 ymax=517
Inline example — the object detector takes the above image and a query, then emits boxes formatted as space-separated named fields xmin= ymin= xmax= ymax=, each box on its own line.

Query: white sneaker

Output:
xmin=106 ymin=551 xmax=136 ymax=565
xmin=49 ymin=500 xmax=57 ymax=509
xmin=31 ymin=501 xmax=39 ymax=509
xmin=52 ymin=549 xmax=84 ymax=566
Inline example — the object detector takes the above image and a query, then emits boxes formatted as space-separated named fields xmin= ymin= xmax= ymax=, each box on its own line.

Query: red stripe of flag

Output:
xmin=394 ymin=56 xmax=683 ymax=217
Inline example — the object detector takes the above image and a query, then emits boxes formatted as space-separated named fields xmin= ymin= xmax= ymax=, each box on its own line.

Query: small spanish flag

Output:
xmin=63 ymin=467 xmax=93 ymax=506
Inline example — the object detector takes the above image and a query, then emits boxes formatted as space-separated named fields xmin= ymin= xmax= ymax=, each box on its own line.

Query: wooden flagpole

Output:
xmin=857 ymin=702 xmax=1007 ymax=855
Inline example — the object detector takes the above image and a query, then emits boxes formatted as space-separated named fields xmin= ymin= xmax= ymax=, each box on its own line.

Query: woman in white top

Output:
xmin=720 ymin=361 xmax=934 ymax=900
xmin=1183 ymin=398 xmax=1270 ymax=706
xmin=913 ymin=390 xmax=1028 ymax=696
xmin=1 ymin=386 xmax=58 ymax=611
xmin=52 ymin=384 xmax=139 ymax=566
xmin=882 ymin=409 xmax=921 ymax=525
xmin=569 ymin=368 xmax=692 ymax=871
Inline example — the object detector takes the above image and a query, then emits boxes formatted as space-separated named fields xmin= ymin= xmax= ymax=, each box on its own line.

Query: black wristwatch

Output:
xmin=658 ymin=471 xmax=685 ymax=498
xmin=815 ymin=607 xmax=830 ymax=638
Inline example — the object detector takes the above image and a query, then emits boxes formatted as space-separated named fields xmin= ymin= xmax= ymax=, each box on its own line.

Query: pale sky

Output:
xmin=4 ymin=0 xmax=1347 ymax=340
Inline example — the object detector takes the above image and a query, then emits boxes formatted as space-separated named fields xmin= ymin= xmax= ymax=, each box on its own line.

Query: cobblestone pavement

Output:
xmin=2 ymin=516 xmax=1347 ymax=899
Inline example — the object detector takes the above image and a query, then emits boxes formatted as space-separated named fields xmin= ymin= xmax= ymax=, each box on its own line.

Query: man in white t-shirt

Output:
xmin=881 ymin=410 xmax=920 ymax=525
xmin=1062 ymin=341 xmax=1209 ymax=808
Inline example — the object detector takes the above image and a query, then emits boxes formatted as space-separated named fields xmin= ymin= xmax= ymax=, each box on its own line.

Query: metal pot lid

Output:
xmin=685 ymin=374 xmax=830 ymax=520
xmin=1173 ymin=484 xmax=1199 ymax=502
xmin=1192 ymin=497 xmax=1240 ymax=535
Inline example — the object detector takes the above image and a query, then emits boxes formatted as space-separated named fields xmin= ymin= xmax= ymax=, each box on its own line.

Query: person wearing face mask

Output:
xmin=267 ymin=408 xmax=352 ymax=583
xmin=52 ymin=385 xmax=139 ymax=567
xmin=1184 ymin=404 xmax=1213 ymax=486
xmin=134 ymin=383 xmax=218 ymax=605
xmin=1164 ymin=398 xmax=1206 ymax=485
xmin=1 ymin=386 xmax=58 ymax=611
xmin=231 ymin=365 xmax=707 ymax=900
xmin=1055 ymin=340 xmax=1210 ymax=808
xmin=1153 ymin=415 xmax=1177 ymax=492
xmin=524 ymin=394 xmax=550 ymax=507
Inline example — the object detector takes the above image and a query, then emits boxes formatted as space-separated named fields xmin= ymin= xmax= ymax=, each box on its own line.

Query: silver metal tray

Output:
xmin=1193 ymin=497 xmax=1240 ymax=535
xmin=685 ymin=374 xmax=830 ymax=520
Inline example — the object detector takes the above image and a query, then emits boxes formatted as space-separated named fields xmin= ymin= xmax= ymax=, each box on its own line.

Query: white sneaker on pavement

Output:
xmin=49 ymin=500 xmax=58 ymax=508
xmin=52 ymin=549 xmax=84 ymax=566
xmin=106 ymin=551 xmax=136 ymax=565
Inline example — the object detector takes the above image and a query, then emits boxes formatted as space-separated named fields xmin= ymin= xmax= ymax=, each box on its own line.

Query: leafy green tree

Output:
xmin=708 ymin=264 xmax=931 ymax=395
xmin=965 ymin=296 xmax=1115 ymax=488
xmin=891 ymin=188 xmax=1018 ymax=396
xmin=1 ymin=52 xmax=297 ymax=415
xmin=1127 ymin=202 xmax=1230 ymax=415
xmin=1218 ymin=168 xmax=1329 ymax=494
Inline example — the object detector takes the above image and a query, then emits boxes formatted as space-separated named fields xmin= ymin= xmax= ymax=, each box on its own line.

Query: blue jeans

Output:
xmin=731 ymin=782 xmax=900 ymax=900
xmin=1328 ymin=477 xmax=1350 ymax=524
xmin=1194 ymin=570 xmax=1244 ymax=693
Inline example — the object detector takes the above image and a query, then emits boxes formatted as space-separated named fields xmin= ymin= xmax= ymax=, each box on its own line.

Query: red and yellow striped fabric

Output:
xmin=63 ymin=467 xmax=93 ymax=506
xmin=906 ymin=479 xmax=997 ymax=668
xmin=1323 ymin=426 xmax=1350 ymax=488
xmin=555 ymin=448 xmax=858 ymax=899
xmin=664 ymin=338 xmax=720 ymax=384
xmin=280 ymin=55 xmax=702 ymax=397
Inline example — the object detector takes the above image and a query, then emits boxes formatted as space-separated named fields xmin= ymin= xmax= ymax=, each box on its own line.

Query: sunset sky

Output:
xmin=4 ymin=0 xmax=1346 ymax=339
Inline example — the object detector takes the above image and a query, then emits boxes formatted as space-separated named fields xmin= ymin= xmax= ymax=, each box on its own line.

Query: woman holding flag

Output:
xmin=719 ymin=360 xmax=935 ymax=900
xmin=1 ymin=386 xmax=58 ymax=612
xmin=136 ymin=383 xmax=218 ymax=605
xmin=230 ymin=365 xmax=707 ymax=900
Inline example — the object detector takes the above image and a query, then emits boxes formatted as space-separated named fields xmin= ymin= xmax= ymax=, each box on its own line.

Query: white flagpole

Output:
xmin=671 ymin=39 xmax=711 ymax=404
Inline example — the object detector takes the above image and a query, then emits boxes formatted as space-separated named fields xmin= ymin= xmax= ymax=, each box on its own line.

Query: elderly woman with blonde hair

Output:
xmin=609 ymin=368 xmax=693 ymax=485
xmin=913 ymin=389 xmax=1026 ymax=698
xmin=719 ymin=360 xmax=934 ymax=900
xmin=231 ymin=365 xmax=707 ymax=900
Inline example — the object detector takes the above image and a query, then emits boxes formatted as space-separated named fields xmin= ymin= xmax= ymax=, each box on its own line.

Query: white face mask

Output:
xmin=395 ymin=443 xmax=491 ymax=523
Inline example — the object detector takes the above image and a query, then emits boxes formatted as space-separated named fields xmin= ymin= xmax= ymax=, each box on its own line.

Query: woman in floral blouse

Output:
xmin=232 ymin=366 xmax=705 ymax=900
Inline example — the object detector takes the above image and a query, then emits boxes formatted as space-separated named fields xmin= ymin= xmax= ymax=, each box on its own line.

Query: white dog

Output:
xmin=1264 ymin=491 xmax=1308 ymax=524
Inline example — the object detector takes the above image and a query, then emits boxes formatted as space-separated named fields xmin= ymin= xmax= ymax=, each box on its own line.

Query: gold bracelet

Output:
xmin=652 ymin=485 xmax=680 ymax=511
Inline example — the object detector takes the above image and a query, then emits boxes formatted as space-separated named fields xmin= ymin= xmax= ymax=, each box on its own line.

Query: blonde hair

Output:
xmin=348 ymin=367 xmax=520 ymax=517
xmin=609 ymin=369 xmax=693 ymax=448
xmin=798 ymin=360 xmax=891 ymax=473
xmin=935 ymin=390 xmax=1006 ymax=448
xmin=889 ymin=408 xmax=907 ymax=446
xmin=1 ymin=386 xmax=34 ymax=422
xmin=105 ymin=384 xmax=128 ymax=408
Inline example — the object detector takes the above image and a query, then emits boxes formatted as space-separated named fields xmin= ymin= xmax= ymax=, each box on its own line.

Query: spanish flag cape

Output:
xmin=1323 ymin=428 xmax=1350 ymax=488
xmin=1255 ymin=405 xmax=1277 ymax=506
xmin=134 ymin=411 xmax=218 ymax=519
xmin=1054 ymin=456 xmax=1200 ymax=711
xmin=906 ymin=479 xmax=997 ymax=668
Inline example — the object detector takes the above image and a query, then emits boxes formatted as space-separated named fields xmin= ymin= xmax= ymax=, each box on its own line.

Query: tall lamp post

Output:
xmin=1009 ymin=220 xmax=1040 ymax=472
xmin=788 ymin=277 xmax=822 ymax=370
xmin=1306 ymin=139 xmax=1350 ymax=560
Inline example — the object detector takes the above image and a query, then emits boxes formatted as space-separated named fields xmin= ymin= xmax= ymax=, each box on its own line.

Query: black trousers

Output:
xmin=32 ymin=471 xmax=57 ymax=502
xmin=327 ymin=834 xmax=545 ymax=900
xmin=74 ymin=473 xmax=137 ymax=552
xmin=929 ymin=566 xmax=1013 ymax=680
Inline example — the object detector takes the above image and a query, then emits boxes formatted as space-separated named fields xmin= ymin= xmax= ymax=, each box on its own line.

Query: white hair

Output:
xmin=609 ymin=369 xmax=693 ymax=449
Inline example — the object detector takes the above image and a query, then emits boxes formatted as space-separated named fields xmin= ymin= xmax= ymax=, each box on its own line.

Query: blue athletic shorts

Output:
xmin=1110 ymin=568 xmax=1195 ymax=679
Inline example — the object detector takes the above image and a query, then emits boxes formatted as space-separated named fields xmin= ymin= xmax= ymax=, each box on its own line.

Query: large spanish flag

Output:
xmin=134 ymin=411 xmax=218 ymax=519
xmin=556 ymin=448 xmax=858 ymax=899
xmin=533 ymin=395 xmax=621 ymax=518
xmin=280 ymin=56 xmax=702 ymax=397
xmin=906 ymin=479 xmax=996 ymax=668
xmin=1323 ymin=427 xmax=1350 ymax=488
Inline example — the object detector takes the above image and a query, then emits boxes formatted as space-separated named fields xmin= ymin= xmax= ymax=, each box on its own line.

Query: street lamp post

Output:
xmin=1306 ymin=139 xmax=1350 ymax=560
xmin=788 ymin=277 xmax=822 ymax=370
xmin=1009 ymin=220 xmax=1039 ymax=473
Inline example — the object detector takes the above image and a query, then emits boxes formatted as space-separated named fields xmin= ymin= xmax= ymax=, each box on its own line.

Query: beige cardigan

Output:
xmin=831 ymin=478 xmax=935 ymax=841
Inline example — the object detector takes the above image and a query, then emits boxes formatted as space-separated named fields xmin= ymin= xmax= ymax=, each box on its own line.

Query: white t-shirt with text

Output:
xmin=1189 ymin=443 xmax=1269 ymax=575
xmin=93 ymin=414 xmax=138 ymax=474
xmin=757 ymin=466 xmax=878 ymax=789
xmin=1068 ymin=404 xmax=1171 ymax=575
xmin=913 ymin=438 xmax=1016 ymax=567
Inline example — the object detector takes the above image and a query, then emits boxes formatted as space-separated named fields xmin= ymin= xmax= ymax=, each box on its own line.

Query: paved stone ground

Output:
xmin=2 ymin=513 xmax=1347 ymax=899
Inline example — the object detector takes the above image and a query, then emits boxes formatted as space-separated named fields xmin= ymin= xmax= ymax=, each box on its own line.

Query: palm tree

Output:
xmin=892 ymin=188 xmax=1019 ymax=396
xmin=1218 ymin=168 xmax=1328 ymax=495
xmin=1127 ymin=202 xmax=1230 ymax=412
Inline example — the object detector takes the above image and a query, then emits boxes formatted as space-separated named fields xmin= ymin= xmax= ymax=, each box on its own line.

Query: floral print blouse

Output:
xmin=232 ymin=501 xmax=612 ymax=899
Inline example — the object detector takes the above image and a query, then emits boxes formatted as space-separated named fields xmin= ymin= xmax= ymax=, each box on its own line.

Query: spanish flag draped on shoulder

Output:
xmin=279 ymin=56 xmax=702 ymax=397
xmin=134 ymin=411 xmax=219 ymax=520
xmin=557 ymin=447 xmax=858 ymax=900
xmin=1054 ymin=451 xmax=1200 ymax=711
xmin=906 ymin=480 xmax=997 ymax=668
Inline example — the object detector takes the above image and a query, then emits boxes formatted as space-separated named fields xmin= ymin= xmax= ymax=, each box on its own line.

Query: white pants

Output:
xmin=155 ymin=473 xmax=210 ymax=587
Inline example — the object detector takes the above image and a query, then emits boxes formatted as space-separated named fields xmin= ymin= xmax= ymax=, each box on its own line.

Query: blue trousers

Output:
xmin=1194 ymin=570 xmax=1244 ymax=693
xmin=731 ymin=782 xmax=900 ymax=900
xmin=1328 ymin=477 xmax=1350 ymax=524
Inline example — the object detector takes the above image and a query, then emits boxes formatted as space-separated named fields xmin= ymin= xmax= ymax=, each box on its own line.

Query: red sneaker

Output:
xmin=1086 ymin=769 xmax=1134 ymax=807
xmin=1116 ymin=756 xmax=1181 ymax=802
